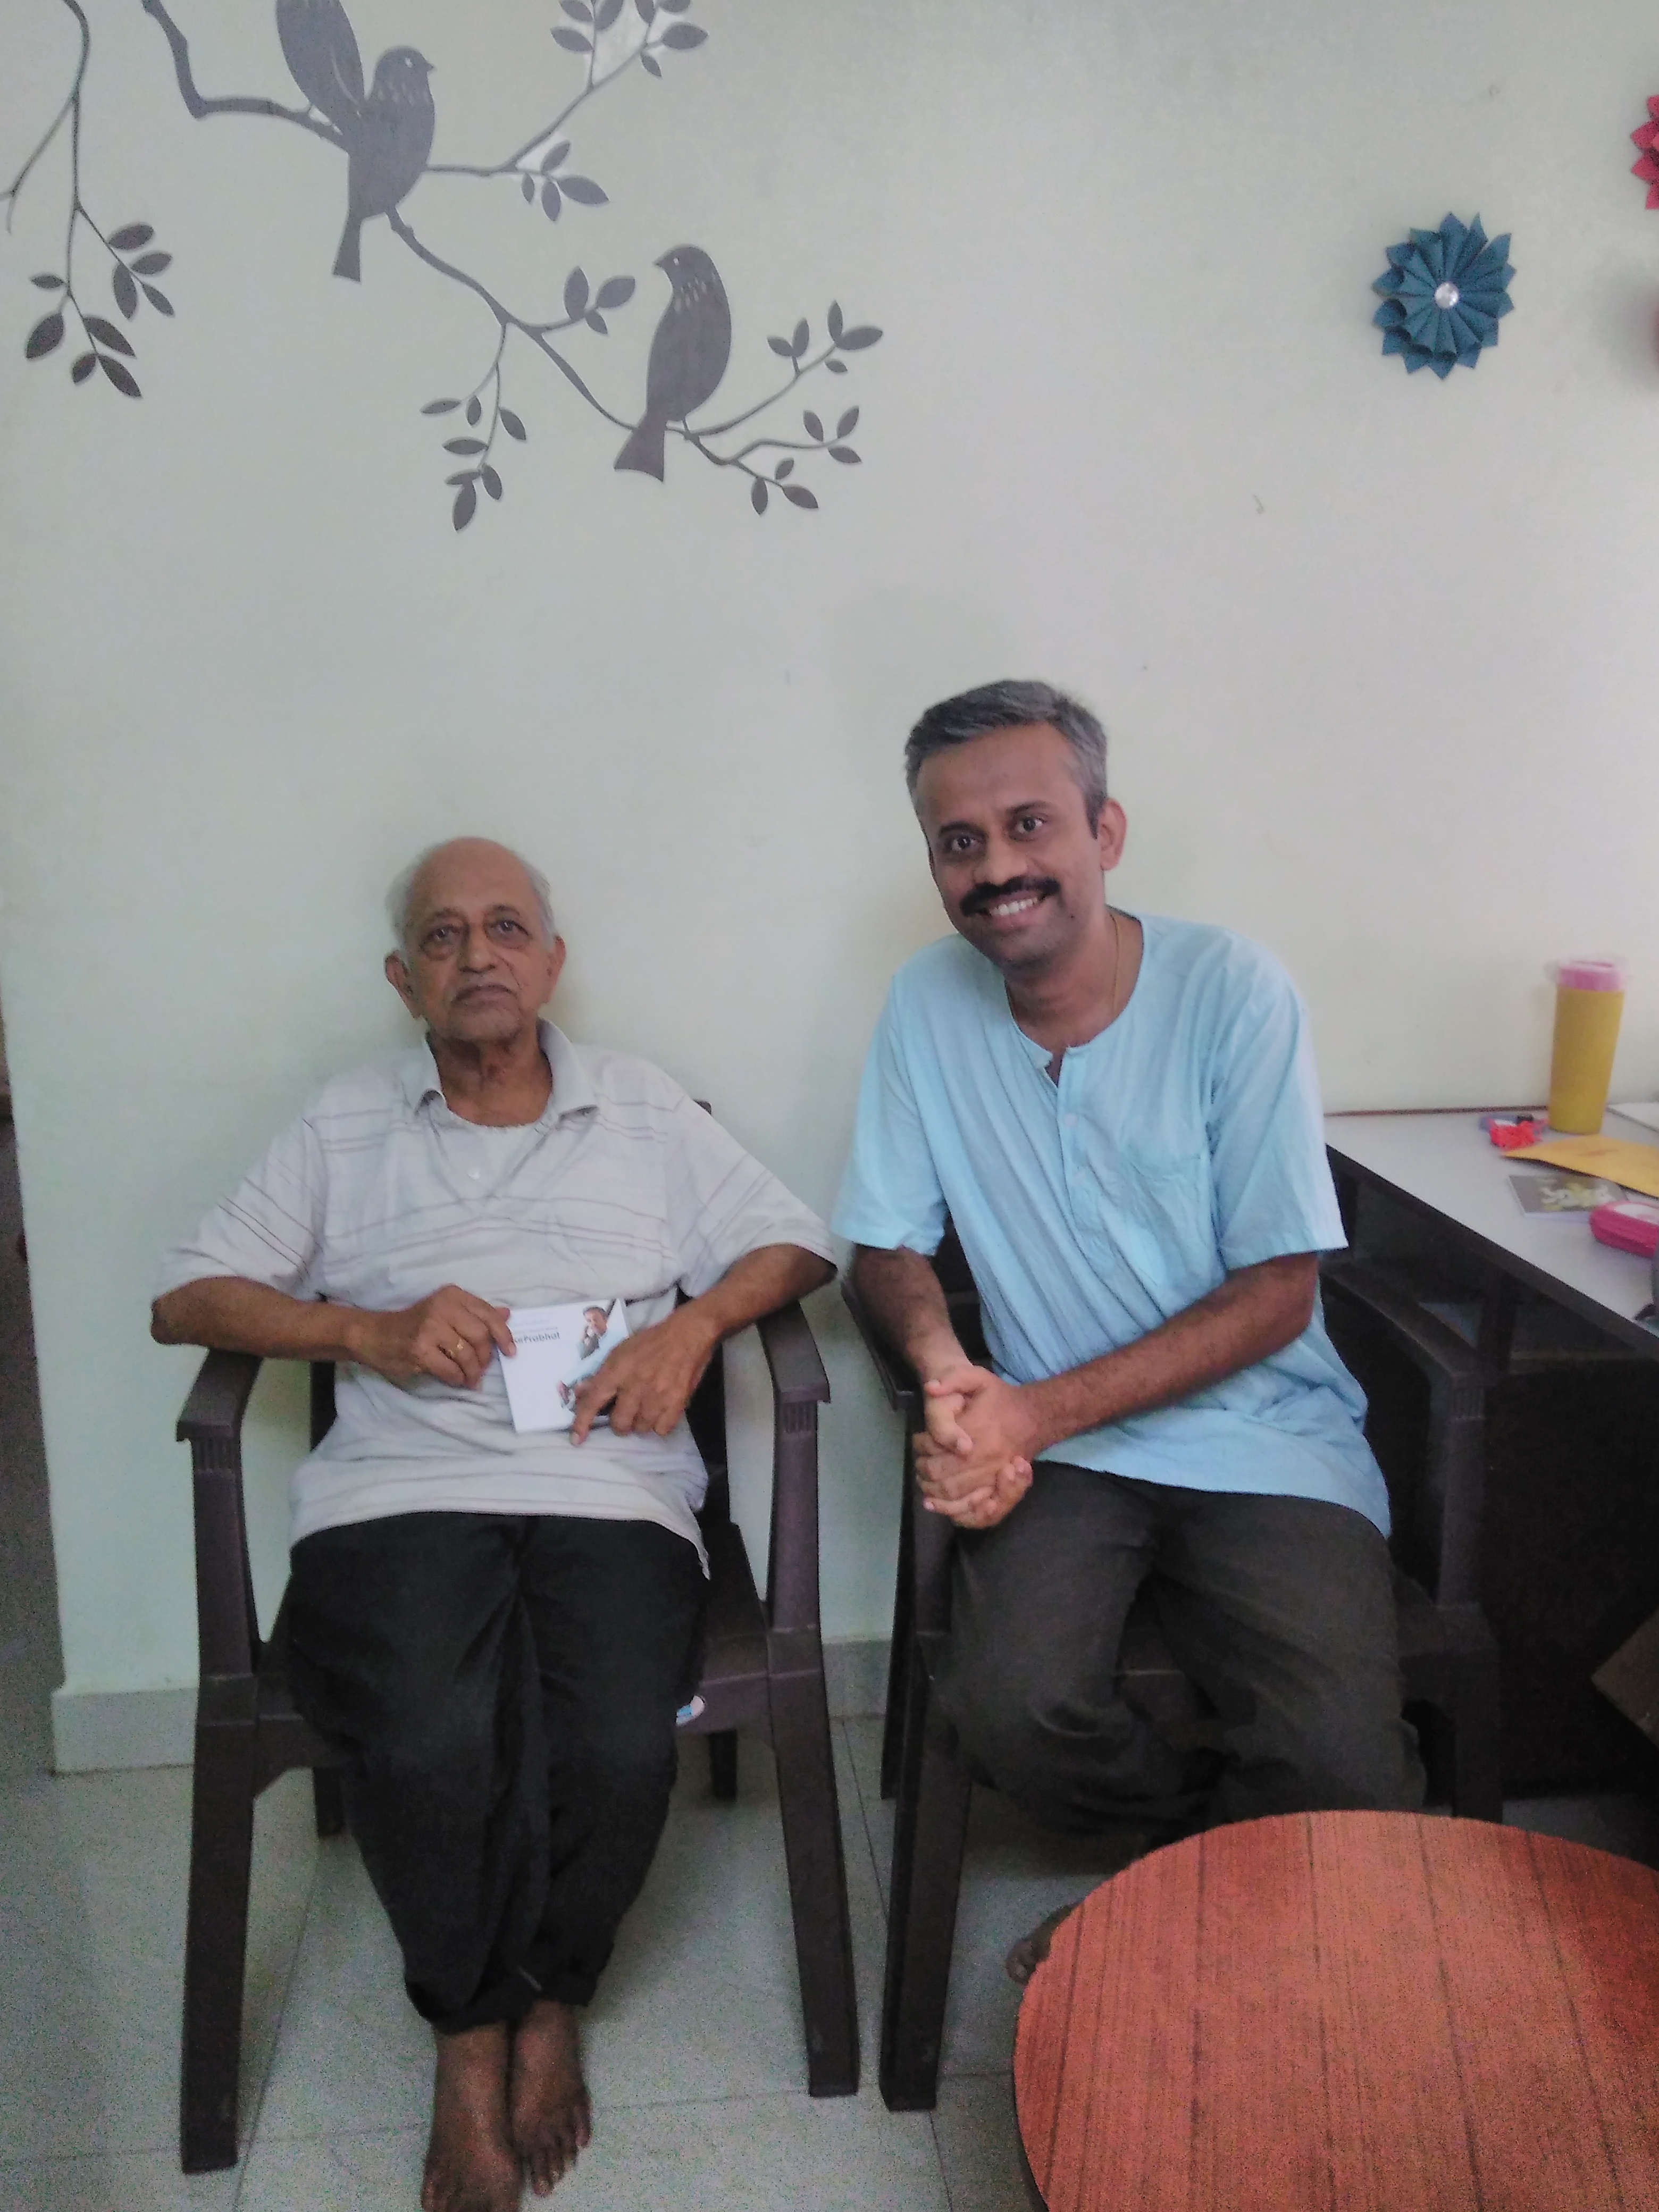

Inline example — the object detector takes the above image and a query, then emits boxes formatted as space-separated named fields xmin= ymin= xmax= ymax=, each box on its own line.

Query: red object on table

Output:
xmin=1633 ymin=95 xmax=1659 ymax=208
xmin=1590 ymin=1197 xmax=1659 ymax=1258
xmin=1015 ymin=1810 xmax=1659 ymax=2211
xmin=1488 ymin=1117 xmax=1546 ymax=1150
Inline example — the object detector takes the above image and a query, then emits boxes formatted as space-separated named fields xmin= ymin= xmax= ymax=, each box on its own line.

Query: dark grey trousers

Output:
xmin=936 ymin=1463 xmax=1425 ymax=1835
xmin=287 ymin=1511 xmax=707 ymax=2034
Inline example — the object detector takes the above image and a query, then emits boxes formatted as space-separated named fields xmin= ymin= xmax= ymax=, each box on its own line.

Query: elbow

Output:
xmin=1278 ymin=1258 xmax=1320 ymax=1347
xmin=150 ymin=1293 xmax=188 ymax=1346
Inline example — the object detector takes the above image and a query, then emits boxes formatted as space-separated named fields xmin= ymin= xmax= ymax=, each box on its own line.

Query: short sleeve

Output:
xmin=153 ymin=1111 xmax=329 ymax=1300
xmin=1205 ymin=953 xmax=1346 ymax=1272
xmin=831 ymin=985 xmax=949 ymax=1255
xmin=664 ymin=1094 xmax=834 ymax=1300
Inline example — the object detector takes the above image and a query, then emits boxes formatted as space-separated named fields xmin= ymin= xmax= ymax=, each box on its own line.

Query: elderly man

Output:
xmin=834 ymin=681 xmax=1422 ymax=1971
xmin=152 ymin=838 xmax=834 ymax=2212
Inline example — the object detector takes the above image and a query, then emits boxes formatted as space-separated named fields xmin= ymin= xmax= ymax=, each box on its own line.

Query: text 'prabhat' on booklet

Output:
xmin=500 ymin=1298 xmax=630 ymax=1434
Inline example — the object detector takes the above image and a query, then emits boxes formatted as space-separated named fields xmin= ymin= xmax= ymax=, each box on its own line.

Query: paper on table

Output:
xmin=1612 ymin=1101 xmax=1659 ymax=1135
xmin=1507 ymin=1134 xmax=1659 ymax=1201
xmin=499 ymin=1298 xmax=630 ymax=1434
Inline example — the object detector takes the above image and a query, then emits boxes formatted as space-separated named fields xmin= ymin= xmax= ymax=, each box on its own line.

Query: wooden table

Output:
xmin=1015 ymin=1810 xmax=1659 ymax=2211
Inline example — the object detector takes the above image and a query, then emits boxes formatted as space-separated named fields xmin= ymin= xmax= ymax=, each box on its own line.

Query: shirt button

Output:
xmin=468 ymin=1168 xmax=481 ymax=1180
xmin=1063 ymin=1113 xmax=1078 ymax=1129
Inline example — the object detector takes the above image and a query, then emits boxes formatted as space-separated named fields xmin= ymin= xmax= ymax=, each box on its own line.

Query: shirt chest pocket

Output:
xmin=1075 ymin=1128 xmax=1220 ymax=1301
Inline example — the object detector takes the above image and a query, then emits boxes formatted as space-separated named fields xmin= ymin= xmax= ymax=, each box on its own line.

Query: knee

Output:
xmin=942 ymin=1666 xmax=1104 ymax=1828
xmin=558 ymin=1712 xmax=677 ymax=1807
xmin=1251 ymin=1705 xmax=1423 ymax=1814
xmin=360 ymin=1686 xmax=498 ymax=1794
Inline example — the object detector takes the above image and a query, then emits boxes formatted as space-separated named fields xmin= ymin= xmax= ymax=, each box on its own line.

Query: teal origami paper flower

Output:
xmin=1372 ymin=213 xmax=1514 ymax=377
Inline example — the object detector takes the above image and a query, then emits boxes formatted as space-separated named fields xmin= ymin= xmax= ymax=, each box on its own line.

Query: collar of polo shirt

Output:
xmin=399 ymin=1019 xmax=599 ymax=1129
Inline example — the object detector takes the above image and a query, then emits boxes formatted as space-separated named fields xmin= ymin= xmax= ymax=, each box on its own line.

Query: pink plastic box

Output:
xmin=1589 ymin=1199 xmax=1659 ymax=1258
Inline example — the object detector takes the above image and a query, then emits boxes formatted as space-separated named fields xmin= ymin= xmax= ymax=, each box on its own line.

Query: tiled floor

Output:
xmin=7 ymin=1116 xmax=1659 ymax=2209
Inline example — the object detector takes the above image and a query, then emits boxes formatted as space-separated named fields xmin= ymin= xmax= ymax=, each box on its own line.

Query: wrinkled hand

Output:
xmin=571 ymin=1307 xmax=718 ymax=1444
xmin=348 ymin=1285 xmax=515 ymax=1390
xmin=913 ymin=1363 xmax=1038 ymax=1531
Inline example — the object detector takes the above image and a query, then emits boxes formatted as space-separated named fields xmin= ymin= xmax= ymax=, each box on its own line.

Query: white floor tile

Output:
xmin=585 ymin=1728 xmax=883 ymax=2109
xmin=0 ymin=1765 xmax=313 ymax=2163
xmin=840 ymin=1716 xmax=894 ymax=1914
xmin=239 ymin=2092 xmax=948 ymax=2212
xmin=931 ymin=2076 xmax=1043 ymax=2212
xmin=250 ymin=1837 xmax=432 ymax=2141
xmin=0 ymin=2149 xmax=240 ymax=2212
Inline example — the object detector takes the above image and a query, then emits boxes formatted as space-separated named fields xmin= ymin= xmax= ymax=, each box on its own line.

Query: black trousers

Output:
xmin=937 ymin=1464 xmax=1425 ymax=1835
xmin=287 ymin=1512 xmax=707 ymax=2034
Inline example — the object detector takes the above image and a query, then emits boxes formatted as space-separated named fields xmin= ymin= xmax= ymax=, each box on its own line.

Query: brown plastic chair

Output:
xmin=175 ymin=1300 xmax=857 ymax=2173
xmin=844 ymin=1236 xmax=1502 ymax=2112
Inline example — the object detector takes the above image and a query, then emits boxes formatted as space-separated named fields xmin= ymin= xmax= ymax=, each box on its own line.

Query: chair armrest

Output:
xmin=177 ymin=1348 xmax=263 ymax=1449
xmin=757 ymin=1302 xmax=829 ymax=1640
xmin=177 ymin=1350 xmax=263 ymax=1681
xmin=840 ymin=1279 xmax=921 ymax=1421
xmin=1321 ymin=1258 xmax=1496 ymax=1389
xmin=756 ymin=1300 xmax=831 ymax=1406
xmin=1322 ymin=1256 xmax=1493 ymax=1610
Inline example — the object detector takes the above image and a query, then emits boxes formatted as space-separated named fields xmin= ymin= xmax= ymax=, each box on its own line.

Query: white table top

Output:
xmin=1324 ymin=1109 xmax=1659 ymax=1355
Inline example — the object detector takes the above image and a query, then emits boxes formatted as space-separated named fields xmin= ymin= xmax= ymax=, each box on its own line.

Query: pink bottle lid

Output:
xmin=1549 ymin=958 xmax=1628 ymax=992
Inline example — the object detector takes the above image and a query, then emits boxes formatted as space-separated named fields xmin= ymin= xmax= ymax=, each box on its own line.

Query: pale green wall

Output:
xmin=3 ymin=0 xmax=1659 ymax=1735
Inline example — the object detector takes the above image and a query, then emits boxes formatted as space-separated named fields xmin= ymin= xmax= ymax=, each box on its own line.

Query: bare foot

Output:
xmin=1005 ymin=1900 xmax=1083 ymax=1987
xmin=422 ymin=2022 xmax=522 ymax=2212
xmin=510 ymin=1999 xmax=592 ymax=2196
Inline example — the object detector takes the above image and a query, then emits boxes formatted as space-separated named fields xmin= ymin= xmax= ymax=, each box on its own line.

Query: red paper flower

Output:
xmin=1633 ymin=95 xmax=1659 ymax=209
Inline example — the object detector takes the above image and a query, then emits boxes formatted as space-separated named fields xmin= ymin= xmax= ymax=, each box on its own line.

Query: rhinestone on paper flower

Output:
xmin=1372 ymin=213 xmax=1514 ymax=378
xmin=1632 ymin=96 xmax=1659 ymax=210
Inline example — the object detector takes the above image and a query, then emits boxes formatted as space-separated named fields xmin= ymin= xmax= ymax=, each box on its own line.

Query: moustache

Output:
xmin=960 ymin=876 xmax=1061 ymax=918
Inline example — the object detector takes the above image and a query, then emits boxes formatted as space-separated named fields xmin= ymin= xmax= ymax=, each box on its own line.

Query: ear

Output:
xmin=1096 ymin=798 xmax=1128 ymax=876
xmin=541 ymin=935 xmax=568 ymax=1004
xmin=384 ymin=951 xmax=421 ymax=1017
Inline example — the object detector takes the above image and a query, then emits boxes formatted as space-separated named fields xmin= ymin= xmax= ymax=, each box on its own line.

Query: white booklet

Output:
xmin=499 ymin=1298 xmax=630 ymax=1434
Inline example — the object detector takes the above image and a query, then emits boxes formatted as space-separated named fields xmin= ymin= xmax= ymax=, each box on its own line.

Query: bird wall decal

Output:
xmin=333 ymin=45 xmax=435 ymax=282
xmin=614 ymin=245 xmax=732 ymax=479
xmin=275 ymin=0 xmax=364 ymax=135
xmin=8 ymin=3 xmax=884 ymax=526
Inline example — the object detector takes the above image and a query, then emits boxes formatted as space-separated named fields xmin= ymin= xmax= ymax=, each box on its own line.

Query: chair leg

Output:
xmin=879 ymin=1639 xmax=971 ymax=2112
xmin=708 ymin=1728 xmax=739 ymax=1801
xmin=880 ymin=1435 xmax=916 ymax=1801
xmin=769 ymin=1662 xmax=860 ymax=2096
xmin=180 ymin=1716 xmax=258 ymax=2173
xmin=311 ymin=1765 xmax=346 ymax=1838
xmin=1448 ymin=1640 xmax=1504 ymax=1824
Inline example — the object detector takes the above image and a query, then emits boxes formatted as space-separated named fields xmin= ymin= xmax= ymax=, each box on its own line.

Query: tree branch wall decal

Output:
xmin=4 ymin=0 xmax=883 ymax=529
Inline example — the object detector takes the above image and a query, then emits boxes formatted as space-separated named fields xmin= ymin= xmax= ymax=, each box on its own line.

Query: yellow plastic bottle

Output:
xmin=1547 ymin=959 xmax=1628 ymax=1135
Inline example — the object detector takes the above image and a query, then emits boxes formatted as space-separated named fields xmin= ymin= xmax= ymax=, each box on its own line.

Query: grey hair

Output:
xmin=384 ymin=841 xmax=557 ymax=958
xmin=904 ymin=679 xmax=1109 ymax=826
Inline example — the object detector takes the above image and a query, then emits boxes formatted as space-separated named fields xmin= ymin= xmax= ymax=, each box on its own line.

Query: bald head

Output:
xmin=383 ymin=839 xmax=565 ymax=1048
xmin=387 ymin=838 xmax=555 ymax=959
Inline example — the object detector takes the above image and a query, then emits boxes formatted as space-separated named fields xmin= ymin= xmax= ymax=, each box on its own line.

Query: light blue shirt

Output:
xmin=833 ymin=916 xmax=1389 ymax=1534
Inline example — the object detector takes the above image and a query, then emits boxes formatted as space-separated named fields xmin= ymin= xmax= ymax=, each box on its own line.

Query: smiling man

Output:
xmin=834 ymin=681 xmax=1422 ymax=1970
xmin=152 ymin=837 xmax=833 ymax=2212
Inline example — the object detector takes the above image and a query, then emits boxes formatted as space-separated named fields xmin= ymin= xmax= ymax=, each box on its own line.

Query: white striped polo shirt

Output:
xmin=156 ymin=1022 xmax=834 ymax=1555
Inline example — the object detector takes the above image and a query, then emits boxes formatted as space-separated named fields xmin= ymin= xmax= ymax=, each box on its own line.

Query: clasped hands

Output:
xmin=346 ymin=1284 xmax=716 ymax=1443
xmin=914 ymin=1363 xmax=1041 ymax=1531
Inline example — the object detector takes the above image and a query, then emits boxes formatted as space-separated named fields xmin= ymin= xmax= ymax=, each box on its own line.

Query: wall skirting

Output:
xmin=51 ymin=1685 xmax=197 ymax=1773
xmin=50 ymin=1638 xmax=892 ymax=1773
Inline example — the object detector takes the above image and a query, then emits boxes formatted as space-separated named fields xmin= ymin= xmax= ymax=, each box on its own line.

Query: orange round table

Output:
xmin=1015 ymin=1811 xmax=1659 ymax=2211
